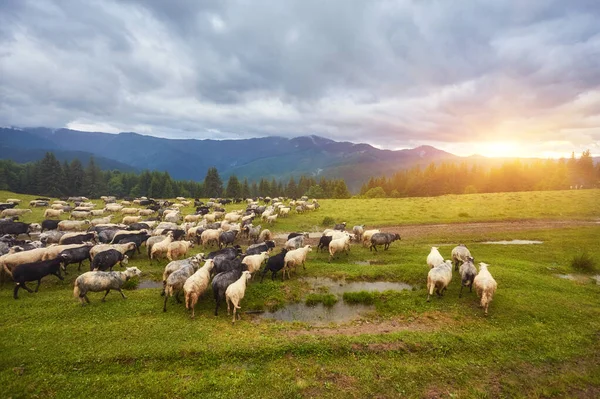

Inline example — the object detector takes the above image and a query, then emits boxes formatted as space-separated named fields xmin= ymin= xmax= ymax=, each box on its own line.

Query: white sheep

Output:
xmin=69 ymin=211 xmax=90 ymax=220
xmin=122 ymin=216 xmax=142 ymax=225
xmin=120 ymin=207 xmax=139 ymax=215
xmin=73 ymin=267 xmax=142 ymax=305
xmin=1 ymin=247 xmax=48 ymax=277
xmin=163 ymin=211 xmax=181 ymax=223
xmin=426 ymin=260 xmax=453 ymax=302
xmin=225 ymin=271 xmax=252 ymax=323
xmin=258 ymin=229 xmax=272 ymax=242
xmin=352 ymin=225 xmax=365 ymax=241
xmin=201 ymin=229 xmax=221 ymax=247
xmin=57 ymin=220 xmax=90 ymax=231
xmin=6 ymin=198 xmax=22 ymax=204
xmin=266 ymin=214 xmax=278 ymax=224
xmin=44 ymin=209 xmax=64 ymax=218
xmin=167 ymin=240 xmax=194 ymax=261
xmin=427 ymin=247 xmax=445 ymax=269
xmin=1 ymin=209 xmax=32 ymax=217
xmin=90 ymin=215 xmax=114 ymax=226
xmin=163 ymin=262 xmax=198 ymax=312
xmin=183 ymin=259 xmax=215 ymax=318
xmin=90 ymin=209 xmax=105 ymax=216
xmin=184 ymin=214 xmax=202 ymax=223
xmin=241 ymin=251 xmax=269 ymax=274
xmin=361 ymin=229 xmax=381 ymax=247
xmin=161 ymin=254 xmax=204 ymax=295
xmin=105 ymin=204 xmax=123 ymax=212
xmin=473 ymin=263 xmax=497 ymax=316
xmin=328 ymin=234 xmax=351 ymax=262
xmin=284 ymin=245 xmax=312 ymax=279
xmin=150 ymin=233 xmax=174 ymax=262
xmin=138 ymin=209 xmax=155 ymax=216
xmin=451 ymin=244 xmax=472 ymax=271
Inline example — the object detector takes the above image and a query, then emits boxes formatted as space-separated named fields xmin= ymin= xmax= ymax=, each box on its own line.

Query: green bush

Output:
xmin=122 ymin=277 xmax=140 ymax=290
xmin=321 ymin=216 xmax=335 ymax=226
xmin=571 ymin=251 xmax=597 ymax=273
xmin=343 ymin=291 xmax=375 ymax=305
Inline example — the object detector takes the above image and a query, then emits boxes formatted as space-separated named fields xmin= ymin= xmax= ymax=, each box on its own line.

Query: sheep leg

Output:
xmin=459 ymin=284 xmax=464 ymax=298
xmin=175 ymin=290 xmax=182 ymax=303
xmin=101 ymin=289 xmax=111 ymax=302
xmin=33 ymin=279 xmax=42 ymax=292
xmin=118 ymin=289 xmax=127 ymax=299
xmin=13 ymin=284 xmax=20 ymax=299
xmin=163 ymin=294 xmax=169 ymax=312
xmin=226 ymin=296 xmax=231 ymax=315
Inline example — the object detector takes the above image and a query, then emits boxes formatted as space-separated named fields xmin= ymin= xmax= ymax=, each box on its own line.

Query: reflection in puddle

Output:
xmin=261 ymin=301 xmax=373 ymax=324
xmin=302 ymin=277 xmax=413 ymax=294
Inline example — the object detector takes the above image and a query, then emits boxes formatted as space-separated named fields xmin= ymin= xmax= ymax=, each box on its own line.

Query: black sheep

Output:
xmin=127 ymin=223 xmax=150 ymax=231
xmin=218 ymin=230 xmax=238 ymax=249
xmin=317 ymin=236 xmax=333 ymax=252
xmin=246 ymin=240 xmax=275 ymax=256
xmin=207 ymin=245 xmax=242 ymax=260
xmin=91 ymin=249 xmax=129 ymax=271
xmin=0 ymin=222 xmax=31 ymax=237
xmin=161 ymin=229 xmax=185 ymax=241
xmin=60 ymin=232 xmax=97 ymax=245
xmin=117 ymin=232 xmax=151 ymax=255
xmin=211 ymin=264 xmax=247 ymax=316
xmin=41 ymin=219 xmax=61 ymax=232
xmin=260 ymin=248 xmax=288 ymax=282
xmin=369 ymin=233 xmax=401 ymax=252
xmin=59 ymin=244 xmax=93 ymax=273
xmin=12 ymin=255 xmax=67 ymax=299
xmin=333 ymin=222 xmax=347 ymax=231
xmin=212 ymin=256 xmax=243 ymax=276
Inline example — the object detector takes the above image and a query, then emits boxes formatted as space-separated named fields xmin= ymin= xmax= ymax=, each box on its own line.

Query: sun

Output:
xmin=478 ymin=141 xmax=523 ymax=158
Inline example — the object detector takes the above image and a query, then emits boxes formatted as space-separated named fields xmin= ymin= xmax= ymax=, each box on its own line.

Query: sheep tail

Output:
xmin=427 ymin=277 xmax=434 ymax=296
xmin=481 ymin=290 xmax=492 ymax=307
xmin=73 ymin=284 xmax=80 ymax=298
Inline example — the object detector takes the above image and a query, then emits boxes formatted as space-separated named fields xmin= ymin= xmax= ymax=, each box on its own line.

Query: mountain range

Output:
xmin=0 ymin=127 xmax=461 ymax=191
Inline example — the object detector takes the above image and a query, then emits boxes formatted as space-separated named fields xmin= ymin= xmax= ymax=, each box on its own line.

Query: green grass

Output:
xmin=571 ymin=250 xmax=597 ymax=273
xmin=305 ymin=293 xmax=338 ymax=307
xmin=0 ymin=190 xmax=599 ymax=397
xmin=342 ymin=291 xmax=375 ymax=305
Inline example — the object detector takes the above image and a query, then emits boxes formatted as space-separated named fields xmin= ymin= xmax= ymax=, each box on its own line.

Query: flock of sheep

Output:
xmin=1 ymin=193 xmax=497 ymax=323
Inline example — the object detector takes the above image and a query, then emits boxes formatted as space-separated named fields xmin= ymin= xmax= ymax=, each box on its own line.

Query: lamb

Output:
xmin=69 ymin=211 xmax=90 ymax=220
xmin=473 ymin=263 xmax=497 ymax=315
xmin=258 ymin=229 xmax=272 ymax=242
xmin=283 ymin=245 xmax=312 ymax=279
xmin=57 ymin=220 xmax=90 ymax=231
xmin=167 ymin=240 xmax=194 ymax=261
xmin=451 ymin=244 xmax=472 ymax=271
xmin=212 ymin=264 xmax=247 ymax=315
xmin=241 ymin=251 xmax=269 ymax=274
xmin=328 ymin=234 xmax=351 ymax=262
xmin=352 ymin=225 xmax=365 ymax=242
xmin=91 ymin=249 xmax=129 ymax=271
xmin=225 ymin=271 xmax=252 ymax=323
xmin=183 ymin=259 xmax=215 ymax=318
xmin=427 ymin=247 xmax=445 ymax=269
xmin=73 ymin=267 xmax=142 ymax=305
xmin=12 ymin=255 xmax=67 ymax=299
xmin=362 ymin=229 xmax=381 ymax=247
xmin=260 ymin=248 xmax=288 ymax=282
xmin=163 ymin=261 xmax=198 ymax=312
xmin=44 ymin=209 xmax=64 ymax=218
xmin=426 ymin=260 xmax=453 ymax=302
xmin=370 ymin=232 xmax=401 ymax=251
xmin=1 ymin=208 xmax=32 ymax=217
xmin=161 ymin=254 xmax=204 ymax=296
xmin=150 ymin=232 xmax=174 ymax=262
xmin=458 ymin=256 xmax=477 ymax=298
xmin=266 ymin=214 xmax=278 ymax=224
xmin=122 ymin=216 xmax=142 ymax=225
xmin=90 ymin=242 xmax=137 ymax=261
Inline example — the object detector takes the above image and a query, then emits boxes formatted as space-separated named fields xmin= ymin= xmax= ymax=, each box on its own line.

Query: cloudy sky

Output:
xmin=1 ymin=0 xmax=599 ymax=157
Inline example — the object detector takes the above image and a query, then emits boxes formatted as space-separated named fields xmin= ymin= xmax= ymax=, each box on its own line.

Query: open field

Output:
xmin=1 ymin=190 xmax=599 ymax=398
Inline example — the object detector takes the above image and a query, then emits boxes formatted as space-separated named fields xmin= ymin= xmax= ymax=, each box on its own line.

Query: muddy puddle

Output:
xmin=261 ymin=302 xmax=374 ymax=325
xmin=481 ymin=240 xmax=543 ymax=245
xmin=302 ymin=277 xmax=413 ymax=294
xmin=138 ymin=280 xmax=163 ymax=289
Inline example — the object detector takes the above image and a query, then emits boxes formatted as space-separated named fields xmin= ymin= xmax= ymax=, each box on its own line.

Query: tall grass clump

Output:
xmin=321 ymin=216 xmax=335 ymax=227
xmin=305 ymin=293 xmax=338 ymax=307
xmin=343 ymin=291 xmax=375 ymax=305
xmin=571 ymin=250 xmax=597 ymax=273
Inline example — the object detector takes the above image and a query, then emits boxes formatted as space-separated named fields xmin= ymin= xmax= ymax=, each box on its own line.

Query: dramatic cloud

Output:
xmin=1 ymin=0 xmax=599 ymax=156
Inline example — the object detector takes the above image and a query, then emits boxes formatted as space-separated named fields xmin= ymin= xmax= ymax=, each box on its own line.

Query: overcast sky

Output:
xmin=1 ymin=0 xmax=599 ymax=157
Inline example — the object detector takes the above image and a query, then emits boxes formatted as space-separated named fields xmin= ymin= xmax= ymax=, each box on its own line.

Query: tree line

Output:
xmin=0 ymin=153 xmax=351 ymax=199
xmin=360 ymin=150 xmax=599 ymax=197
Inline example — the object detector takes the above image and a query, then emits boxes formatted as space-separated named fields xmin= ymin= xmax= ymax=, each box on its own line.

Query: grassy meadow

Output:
xmin=0 ymin=189 xmax=599 ymax=398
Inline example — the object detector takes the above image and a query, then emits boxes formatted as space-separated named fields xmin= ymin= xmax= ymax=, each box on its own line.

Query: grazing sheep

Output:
xmin=57 ymin=220 xmax=90 ymax=231
xmin=426 ymin=260 xmax=453 ymax=302
xmin=328 ymin=234 xmax=351 ymax=262
xmin=122 ymin=216 xmax=142 ymax=225
xmin=283 ymin=245 xmax=312 ymax=279
xmin=473 ymin=263 xmax=497 ymax=316
xmin=91 ymin=249 xmax=129 ymax=271
xmin=258 ymin=229 xmax=272 ymax=242
xmin=370 ymin=232 xmax=401 ymax=251
xmin=451 ymin=244 xmax=472 ymax=271
xmin=90 ymin=215 xmax=114 ymax=226
xmin=260 ymin=248 xmax=288 ymax=282
xmin=1 ymin=209 xmax=32 ymax=218
xmin=212 ymin=265 xmax=246 ymax=315
xmin=44 ymin=209 xmax=64 ymax=218
xmin=225 ymin=271 xmax=252 ymax=323
xmin=167 ymin=240 xmax=194 ymax=261
xmin=458 ymin=256 xmax=477 ymax=298
xmin=361 ymin=229 xmax=381 ymax=247
xmin=163 ymin=262 xmax=199 ymax=312
xmin=183 ymin=259 xmax=215 ymax=318
xmin=90 ymin=242 xmax=136 ymax=261
xmin=150 ymin=232 xmax=174 ymax=262
xmin=427 ymin=247 xmax=445 ymax=269
xmin=161 ymin=254 xmax=204 ymax=296
xmin=73 ymin=267 xmax=142 ymax=305
xmin=201 ymin=229 xmax=221 ymax=247
xmin=70 ymin=211 xmax=91 ymax=220
xmin=241 ymin=251 xmax=269 ymax=274
xmin=12 ymin=255 xmax=67 ymax=299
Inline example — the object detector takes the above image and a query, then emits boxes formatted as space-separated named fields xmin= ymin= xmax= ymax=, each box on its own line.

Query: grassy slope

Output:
xmin=0 ymin=190 xmax=599 ymax=398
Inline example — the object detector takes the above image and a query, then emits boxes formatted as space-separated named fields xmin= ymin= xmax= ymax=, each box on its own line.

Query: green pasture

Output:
xmin=0 ymin=190 xmax=599 ymax=398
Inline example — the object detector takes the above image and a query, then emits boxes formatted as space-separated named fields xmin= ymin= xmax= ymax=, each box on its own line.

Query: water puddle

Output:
xmin=481 ymin=240 xmax=543 ymax=245
xmin=261 ymin=302 xmax=374 ymax=325
xmin=138 ymin=280 xmax=163 ymax=289
xmin=302 ymin=277 xmax=413 ymax=294
xmin=354 ymin=260 xmax=387 ymax=266
xmin=274 ymin=232 xmax=322 ymax=240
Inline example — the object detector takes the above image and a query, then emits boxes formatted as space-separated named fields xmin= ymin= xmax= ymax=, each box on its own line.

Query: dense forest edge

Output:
xmin=0 ymin=150 xmax=598 ymax=199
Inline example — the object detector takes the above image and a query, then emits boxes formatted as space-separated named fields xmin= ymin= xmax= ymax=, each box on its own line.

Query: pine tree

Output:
xmin=286 ymin=177 xmax=298 ymax=198
xmin=333 ymin=180 xmax=350 ymax=198
xmin=83 ymin=157 xmax=105 ymax=198
xmin=204 ymin=167 xmax=223 ymax=198
xmin=241 ymin=178 xmax=251 ymax=198
xmin=225 ymin=175 xmax=241 ymax=198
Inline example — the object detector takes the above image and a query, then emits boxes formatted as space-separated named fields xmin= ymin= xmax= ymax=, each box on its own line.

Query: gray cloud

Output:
xmin=1 ymin=0 xmax=599 ymax=156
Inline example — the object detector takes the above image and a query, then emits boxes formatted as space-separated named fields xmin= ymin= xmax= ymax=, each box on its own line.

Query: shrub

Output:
xmin=458 ymin=212 xmax=470 ymax=218
xmin=122 ymin=277 xmax=139 ymax=290
xmin=571 ymin=251 xmax=596 ymax=273
xmin=305 ymin=293 xmax=338 ymax=307
xmin=321 ymin=216 xmax=335 ymax=226
xmin=363 ymin=187 xmax=387 ymax=198
xmin=343 ymin=291 xmax=375 ymax=305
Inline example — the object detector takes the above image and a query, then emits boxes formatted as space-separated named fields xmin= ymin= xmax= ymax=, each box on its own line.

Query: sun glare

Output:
xmin=478 ymin=141 xmax=523 ymax=158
